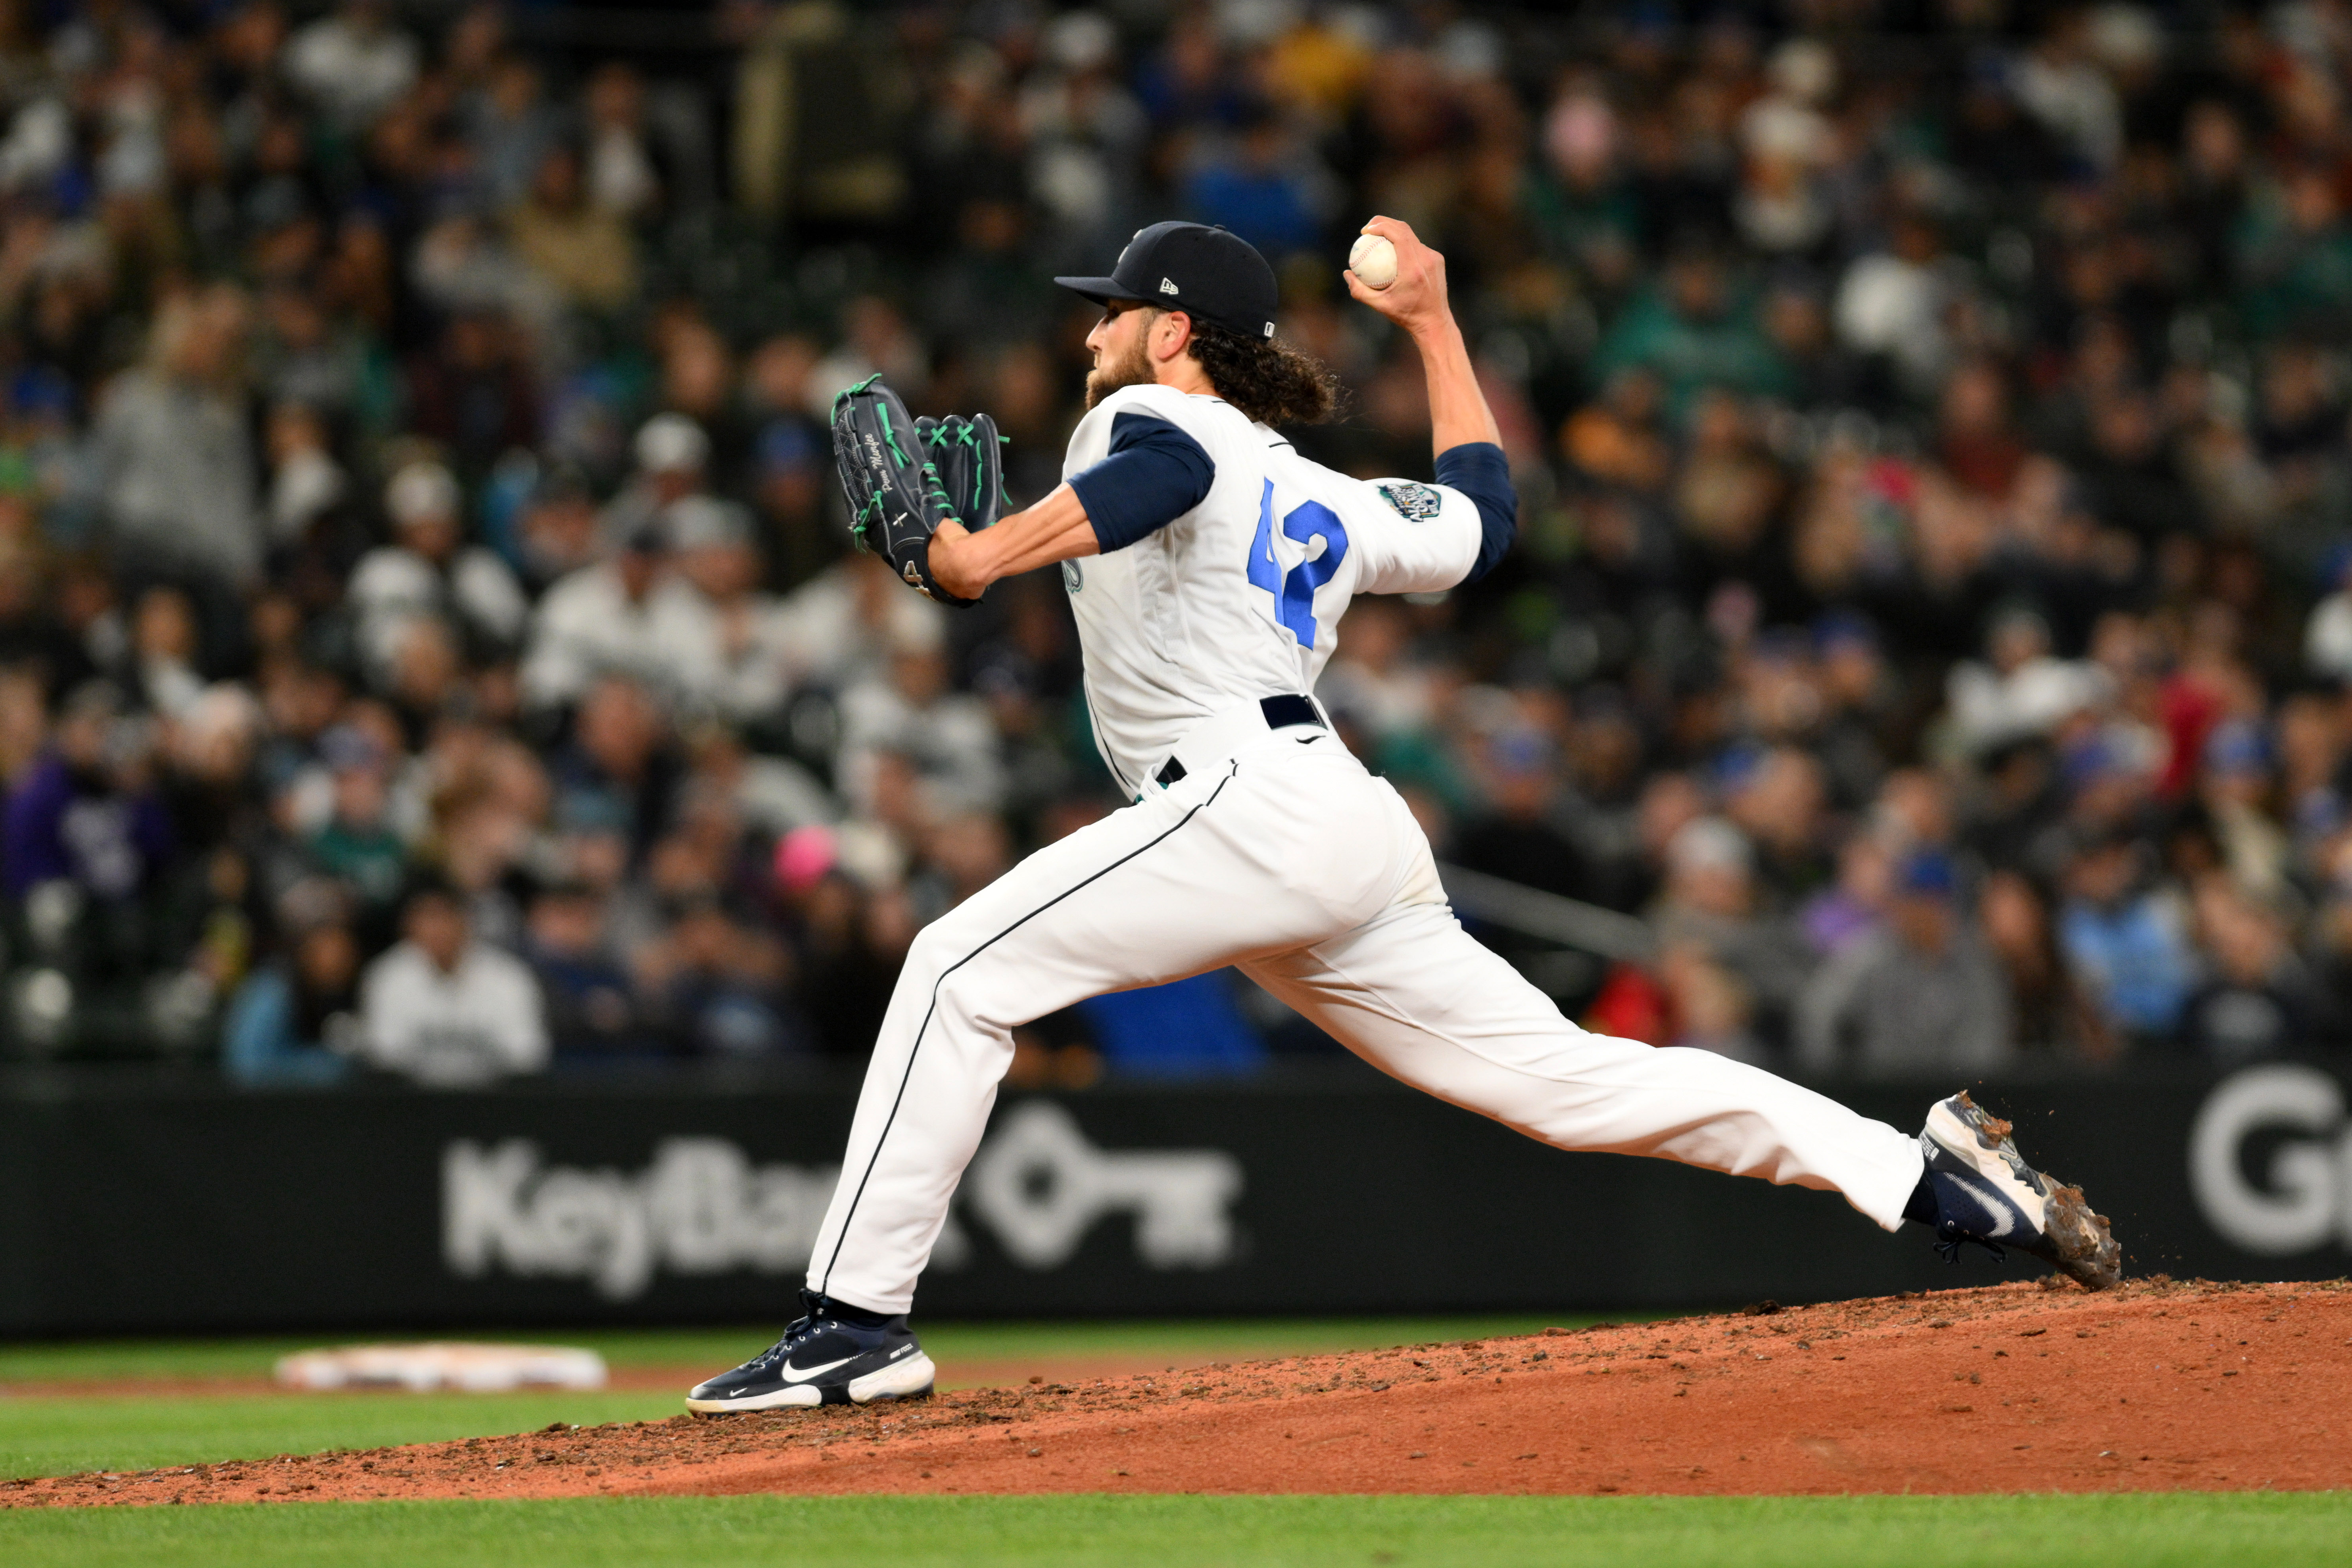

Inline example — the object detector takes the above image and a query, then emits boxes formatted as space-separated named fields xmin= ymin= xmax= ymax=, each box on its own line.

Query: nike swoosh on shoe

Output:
xmin=781 ymin=1356 xmax=854 ymax=1384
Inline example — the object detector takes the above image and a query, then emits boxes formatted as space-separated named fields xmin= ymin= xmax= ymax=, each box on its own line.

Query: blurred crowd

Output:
xmin=3 ymin=0 xmax=2352 ymax=1090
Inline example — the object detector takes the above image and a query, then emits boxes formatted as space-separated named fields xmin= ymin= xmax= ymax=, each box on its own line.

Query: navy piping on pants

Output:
xmin=814 ymin=764 xmax=1239 ymax=1297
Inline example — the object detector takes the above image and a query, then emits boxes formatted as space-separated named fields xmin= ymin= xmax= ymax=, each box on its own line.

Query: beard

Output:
xmin=1083 ymin=322 xmax=1156 ymax=409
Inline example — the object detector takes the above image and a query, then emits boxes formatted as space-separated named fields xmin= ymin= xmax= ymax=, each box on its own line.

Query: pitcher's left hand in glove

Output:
xmin=831 ymin=375 xmax=1002 ymax=605
xmin=916 ymin=410 xmax=1007 ymax=539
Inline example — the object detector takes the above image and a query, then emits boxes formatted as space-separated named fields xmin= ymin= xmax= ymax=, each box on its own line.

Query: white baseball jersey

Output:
xmin=794 ymin=379 xmax=1928 ymax=1323
xmin=1057 ymin=383 xmax=1482 ymax=794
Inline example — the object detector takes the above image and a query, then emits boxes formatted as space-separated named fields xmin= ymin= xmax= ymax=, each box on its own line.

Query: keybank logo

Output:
xmin=965 ymin=1101 xmax=1244 ymax=1270
xmin=442 ymin=1107 xmax=1244 ymax=1299
xmin=2189 ymin=1065 xmax=2352 ymax=1254
xmin=444 ymin=1138 xmax=837 ymax=1300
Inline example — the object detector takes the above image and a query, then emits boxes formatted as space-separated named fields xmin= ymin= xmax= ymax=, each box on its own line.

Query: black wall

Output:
xmin=4 ymin=1063 xmax=2347 ymax=1333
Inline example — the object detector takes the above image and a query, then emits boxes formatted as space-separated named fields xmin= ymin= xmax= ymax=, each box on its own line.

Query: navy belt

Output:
xmin=1154 ymin=694 xmax=1323 ymax=787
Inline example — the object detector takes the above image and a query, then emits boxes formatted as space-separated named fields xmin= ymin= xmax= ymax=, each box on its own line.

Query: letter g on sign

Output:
xmin=2188 ymin=1065 xmax=2348 ymax=1254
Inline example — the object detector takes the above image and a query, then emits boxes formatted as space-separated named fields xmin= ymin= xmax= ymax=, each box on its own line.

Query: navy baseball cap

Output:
xmin=1055 ymin=221 xmax=1281 ymax=341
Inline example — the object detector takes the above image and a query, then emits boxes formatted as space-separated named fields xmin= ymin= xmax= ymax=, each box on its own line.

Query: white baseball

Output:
xmin=1349 ymin=232 xmax=1398 ymax=289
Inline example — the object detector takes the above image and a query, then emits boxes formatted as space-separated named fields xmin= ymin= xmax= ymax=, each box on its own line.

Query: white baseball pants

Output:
xmin=805 ymin=731 xmax=1927 ymax=1314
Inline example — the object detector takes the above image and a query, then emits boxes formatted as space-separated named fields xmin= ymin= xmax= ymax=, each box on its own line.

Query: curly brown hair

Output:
xmin=1185 ymin=320 xmax=1343 ymax=428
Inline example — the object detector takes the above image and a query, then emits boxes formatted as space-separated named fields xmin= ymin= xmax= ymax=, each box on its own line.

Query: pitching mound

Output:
xmin=10 ymin=1278 xmax=2347 ymax=1506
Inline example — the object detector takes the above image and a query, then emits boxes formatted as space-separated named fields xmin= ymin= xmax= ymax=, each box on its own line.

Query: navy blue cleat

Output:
xmin=1918 ymin=1092 xmax=2121 ymax=1291
xmin=685 ymin=1290 xmax=936 ymax=1412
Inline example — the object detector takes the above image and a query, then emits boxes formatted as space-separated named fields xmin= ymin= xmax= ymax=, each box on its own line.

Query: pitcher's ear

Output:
xmin=1154 ymin=308 xmax=1195 ymax=361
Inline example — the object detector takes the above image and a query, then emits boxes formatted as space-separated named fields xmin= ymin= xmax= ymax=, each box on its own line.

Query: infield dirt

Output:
xmin=8 ymin=1276 xmax=2346 ymax=1505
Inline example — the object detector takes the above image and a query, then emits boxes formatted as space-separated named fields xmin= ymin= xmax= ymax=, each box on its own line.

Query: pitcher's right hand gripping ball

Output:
xmin=830 ymin=374 xmax=1001 ymax=606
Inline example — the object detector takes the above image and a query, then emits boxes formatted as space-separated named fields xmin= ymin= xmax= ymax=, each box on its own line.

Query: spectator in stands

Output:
xmin=221 ymin=908 xmax=361 ymax=1088
xmin=1946 ymin=605 xmax=2111 ymax=759
xmin=346 ymin=461 xmax=528 ymax=681
xmin=2180 ymin=877 xmax=2336 ymax=1062
xmin=1979 ymin=868 xmax=2108 ymax=1060
xmin=469 ymin=52 xmax=559 ymax=211
xmin=355 ymin=880 xmax=546 ymax=1086
xmin=1591 ymin=245 xmax=1791 ymax=415
xmin=1452 ymin=724 xmax=1588 ymax=899
xmin=1720 ymin=745 xmax=1831 ymax=909
xmin=1796 ymin=849 xmax=2011 ymax=1074
xmin=284 ymin=0 xmax=420 ymax=132
xmin=773 ymin=551 xmax=945 ymax=696
xmin=303 ymin=724 xmax=409 ymax=921
xmin=4 ymin=681 xmax=172 ymax=904
xmin=124 ymin=586 xmax=205 ymax=720
xmin=521 ymin=526 xmax=703 ymax=712
xmin=2058 ymin=832 xmax=2195 ymax=1048
xmin=1183 ymin=109 xmax=1327 ymax=260
xmin=584 ymin=61 xmax=663 ymax=222
xmin=0 ymin=0 xmax=2325 ymax=1080
xmin=83 ymin=286 xmax=261 ymax=631
xmin=403 ymin=310 xmax=542 ymax=479
xmin=633 ymin=893 xmax=799 ymax=1060
xmin=513 ymin=469 xmax=605 ymax=593
xmin=508 ymin=140 xmax=638 ymax=314
xmin=2302 ymin=547 xmax=2352 ymax=683
xmin=263 ymin=401 xmax=349 ymax=549
xmin=553 ymin=675 xmax=678 ymax=856
xmin=603 ymin=413 xmax=710 ymax=547
xmin=836 ymin=637 xmax=1004 ymax=819
xmin=1658 ymin=944 xmax=1766 ymax=1064
xmin=1650 ymin=815 xmax=1812 ymax=1049
xmin=662 ymin=495 xmax=792 ymax=725
xmin=525 ymin=879 xmax=650 ymax=1067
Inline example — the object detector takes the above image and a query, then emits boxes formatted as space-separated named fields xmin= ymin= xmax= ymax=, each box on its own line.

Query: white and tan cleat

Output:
xmin=1920 ymin=1092 xmax=2121 ymax=1291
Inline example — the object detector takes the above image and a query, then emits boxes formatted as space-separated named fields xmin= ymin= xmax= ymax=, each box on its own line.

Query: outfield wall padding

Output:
xmin=2 ymin=1063 xmax=2346 ymax=1332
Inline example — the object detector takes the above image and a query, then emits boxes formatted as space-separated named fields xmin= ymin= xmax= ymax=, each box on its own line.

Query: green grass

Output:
xmin=0 ymin=1317 xmax=1603 ymax=1480
xmin=2 ymin=1494 xmax=2345 ymax=1568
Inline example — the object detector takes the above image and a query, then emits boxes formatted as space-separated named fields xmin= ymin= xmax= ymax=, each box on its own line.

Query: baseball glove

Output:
xmin=915 ymin=411 xmax=1008 ymax=535
xmin=831 ymin=374 xmax=977 ymax=606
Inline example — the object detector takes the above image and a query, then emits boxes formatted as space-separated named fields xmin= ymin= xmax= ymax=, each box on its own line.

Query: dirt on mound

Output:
xmin=9 ymin=1277 xmax=2347 ymax=1506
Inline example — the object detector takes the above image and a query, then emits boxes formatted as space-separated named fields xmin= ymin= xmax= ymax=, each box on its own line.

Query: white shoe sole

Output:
xmin=683 ymin=1351 xmax=937 ymax=1414
xmin=685 ymin=1384 xmax=822 ymax=1413
xmin=849 ymin=1350 xmax=937 ymax=1403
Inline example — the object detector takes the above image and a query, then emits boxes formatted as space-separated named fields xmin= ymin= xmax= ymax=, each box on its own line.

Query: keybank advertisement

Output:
xmin=0 ymin=1067 xmax=2345 ymax=1333
xmin=439 ymin=1103 xmax=1244 ymax=1302
xmin=2189 ymin=1065 xmax=2352 ymax=1255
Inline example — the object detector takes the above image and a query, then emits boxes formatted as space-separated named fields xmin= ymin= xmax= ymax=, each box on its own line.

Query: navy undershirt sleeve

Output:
xmin=1068 ymin=412 xmax=1216 ymax=552
xmin=1434 ymin=441 xmax=1517 ymax=582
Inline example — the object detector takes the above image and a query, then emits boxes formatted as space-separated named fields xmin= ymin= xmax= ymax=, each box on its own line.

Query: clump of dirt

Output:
xmin=10 ymin=1278 xmax=2347 ymax=1506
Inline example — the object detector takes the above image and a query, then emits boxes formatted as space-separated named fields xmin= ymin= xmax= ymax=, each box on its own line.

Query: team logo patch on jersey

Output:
xmin=1376 ymin=481 xmax=1444 ymax=521
xmin=1062 ymin=559 xmax=1083 ymax=593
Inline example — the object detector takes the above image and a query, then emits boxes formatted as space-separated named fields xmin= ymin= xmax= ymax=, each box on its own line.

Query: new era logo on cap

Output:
xmin=1160 ymin=278 xmax=1179 ymax=295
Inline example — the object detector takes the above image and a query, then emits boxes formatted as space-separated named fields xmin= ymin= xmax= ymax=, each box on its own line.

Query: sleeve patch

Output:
xmin=1376 ymin=481 xmax=1445 ymax=521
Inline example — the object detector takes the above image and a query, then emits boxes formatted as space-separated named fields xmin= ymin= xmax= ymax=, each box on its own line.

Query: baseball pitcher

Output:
xmin=686 ymin=218 xmax=2119 ymax=1413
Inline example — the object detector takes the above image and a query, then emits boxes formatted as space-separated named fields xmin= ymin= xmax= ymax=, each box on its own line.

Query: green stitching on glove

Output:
xmin=833 ymin=372 xmax=883 ymax=416
xmin=874 ymin=401 xmax=911 ymax=467
xmin=920 ymin=461 xmax=957 ymax=523
xmin=850 ymin=491 xmax=886 ymax=549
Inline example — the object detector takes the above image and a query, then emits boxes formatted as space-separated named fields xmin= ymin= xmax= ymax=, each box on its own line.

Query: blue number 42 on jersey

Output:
xmin=1248 ymin=478 xmax=1350 ymax=649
